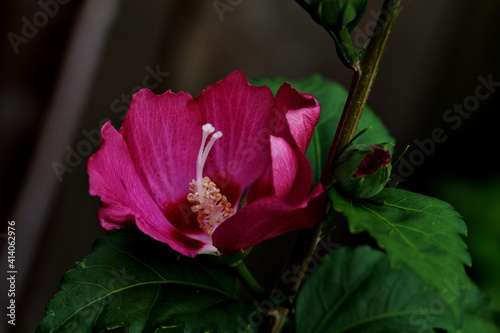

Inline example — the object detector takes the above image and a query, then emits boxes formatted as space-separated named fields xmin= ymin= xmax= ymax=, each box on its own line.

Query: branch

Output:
xmin=268 ymin=0 xmax=404 ymax=331
xmin=321 ymin=0 xmax=403 ymax=186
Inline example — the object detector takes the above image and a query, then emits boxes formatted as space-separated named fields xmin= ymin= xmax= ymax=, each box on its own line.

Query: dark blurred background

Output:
xmin=1 ymin=0 xmax=499 ymax=331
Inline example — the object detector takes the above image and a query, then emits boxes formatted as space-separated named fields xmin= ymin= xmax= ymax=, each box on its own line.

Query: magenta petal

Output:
xmin=270 ymin=136 xmax=298 ymax=200
xmin=248 ymin=82 xmax=320 ymax=203
xmin=212 ymin=184 xmax=326 ymax=254
xmin=121 ymin=89 xmax=202 ymax=217
xmin=275 ymin=83 xmax=320 ymax=153
xmin=245 ymin=167 xmax=274 ymax=204
xmin=88 ymin=122 xmax=209 ymax=257
xmin=95 ymin=198 xmax=136 ymax=230
xmin=270 ymin=136 xmax=314 ymax=204
xmin=195 ymin=71 xmax=276 ymax=193
xmin=88 ymin=71 xmax=326 ymax=257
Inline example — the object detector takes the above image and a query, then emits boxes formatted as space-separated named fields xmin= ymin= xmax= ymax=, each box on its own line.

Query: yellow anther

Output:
xmin=187 ymin=175 xmax=233 ymax=235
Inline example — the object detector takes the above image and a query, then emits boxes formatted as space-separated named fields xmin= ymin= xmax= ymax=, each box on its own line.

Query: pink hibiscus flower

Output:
xmin=88 ymin=71 xmax=326 ymax=257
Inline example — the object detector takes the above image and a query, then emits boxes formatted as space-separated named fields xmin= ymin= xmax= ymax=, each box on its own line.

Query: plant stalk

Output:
xmin=268 ymin=222 xmax=324 ymax=333
xmin=234 ymin=261 xmax=265 ymax=297
xmin=269 ymin=0 xmax=403 ymax=331
xmin=321 ymin=0 xmax=403 ymax=186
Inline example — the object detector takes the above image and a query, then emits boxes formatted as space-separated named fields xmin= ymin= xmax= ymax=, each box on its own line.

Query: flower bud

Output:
xmin=309 ymin=0 xmax=369 ymax=32
xmin=334 ymin=144 xmax=392 ymax=198
xmin=295 ymin=0 xmax=368 ymax=67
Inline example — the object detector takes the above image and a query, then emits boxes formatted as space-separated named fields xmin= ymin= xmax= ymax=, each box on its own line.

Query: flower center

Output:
xmin=187 ymin=123 xmax=234 ymax=235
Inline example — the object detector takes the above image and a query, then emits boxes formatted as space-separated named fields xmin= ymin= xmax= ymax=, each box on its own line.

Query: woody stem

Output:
xmin=321 ymin=0 xmax=403 ymax=186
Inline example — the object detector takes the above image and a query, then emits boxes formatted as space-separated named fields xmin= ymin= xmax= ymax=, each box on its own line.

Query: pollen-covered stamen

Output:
xmin=188 ymin=123 xmax=233 ymax=235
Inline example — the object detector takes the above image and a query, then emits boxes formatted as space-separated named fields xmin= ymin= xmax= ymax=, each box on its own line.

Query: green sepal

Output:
xmin=297 ymin=0 xmax=368 ymax=32
xmin=295 ymin=0 xmax=369 ymax=66
xmin=312 ymin=0 xmax=369 ymax=32
xmin=334 ymin=143 xmax=392 ymax=198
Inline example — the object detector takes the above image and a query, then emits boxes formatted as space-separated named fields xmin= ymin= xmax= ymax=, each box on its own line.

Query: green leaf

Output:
xmin=460 ymin=287 xmax=500 ymax=333
xmin=329 ymin=187 xmax=471 ymax=293
xmin=432 ymin=175 xmax=500 ymax=310
xmin=296 ymin=0 xmax=369 ymax=32
xmin=36 ymin=228 xmax=257 ymax=333
xmin=250 ymin=75 xmax=393 ymax=185
xmin=295 ymin=246 xmax=456 ymax=333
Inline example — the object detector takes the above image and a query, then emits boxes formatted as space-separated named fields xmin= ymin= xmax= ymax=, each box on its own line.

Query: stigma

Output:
xmin=187 ymin=123 xmax=234 ymax=235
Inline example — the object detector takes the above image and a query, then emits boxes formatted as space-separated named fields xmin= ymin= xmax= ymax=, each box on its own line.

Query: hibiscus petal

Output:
xmin=275 ymin=83 xmax=320 ymax=153
xmin=195 ymin=71 xmax=276 ymax=195
xmin=212 ymin=184 xmax=326 ymax=254
xmin=270 ymin=136 xmax=298 ymax=200
xmin=120 ymin=89 xmax=202 ymax=220
xmin=247 ymin=82 xmax=320 ymax=203
xmin=271 ymin=135 xmax=314 ymax=204
xmin=88 ymin=122 xmax=210 ymax=257
xmin=95 ymin=198 xmax=136 ymax=230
